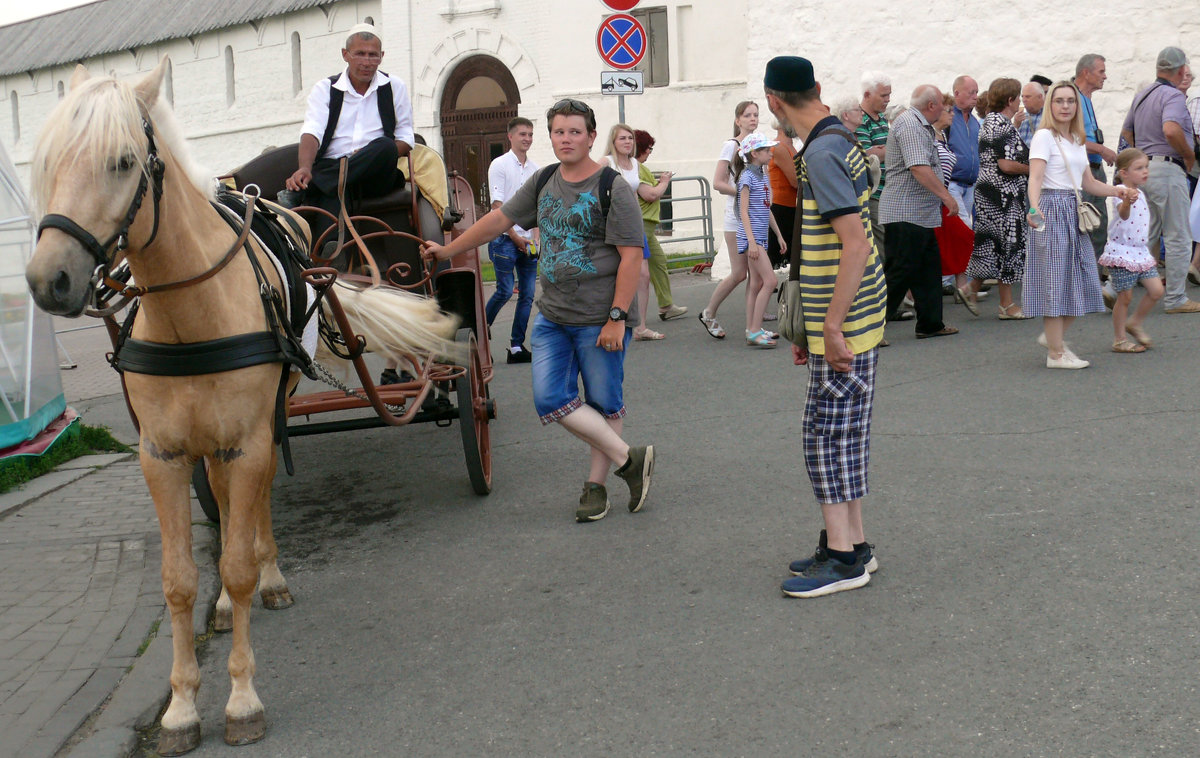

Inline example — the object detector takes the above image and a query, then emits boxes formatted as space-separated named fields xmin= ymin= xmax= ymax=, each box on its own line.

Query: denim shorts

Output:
xmin=531 ymin=314 xmax=629 ymax=424
xmin=1108 ymin=266 xmax=1159 ymax=293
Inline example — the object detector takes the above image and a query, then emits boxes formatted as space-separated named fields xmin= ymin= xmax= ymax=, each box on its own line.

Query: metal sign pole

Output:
xmin=618 ymin=94 xmax=625 ymax=125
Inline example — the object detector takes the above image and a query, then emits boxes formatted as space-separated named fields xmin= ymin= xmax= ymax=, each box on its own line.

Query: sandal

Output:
xmin=745 ymin=329 xmax=777 ymax=348
xmin=699 ymin=309 xmax=725 ymax=339
xmin=633 ymin=328 xmax=665 ymax=341
xmin=955 ymin=286 xmax=980 ymax=316
xmin=998 ymin=303 xmax=1031 ymax=320
xmin=1125 ymin=324 xmax=1153 ymax=348
xmin=915 ymin=325 xmax=959 ymax=339
xmin=1112 ymin=339 xmax=1146 ymax=354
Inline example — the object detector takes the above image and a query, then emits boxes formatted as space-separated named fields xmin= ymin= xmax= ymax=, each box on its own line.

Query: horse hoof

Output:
xmin=260 ymin=587 xmax=293 ymax=610
xmin=212 ymin=607 xmax=233 ymax=633
xmin=158 ymin=722 xmax=201 ymax=756
xmin=224 ymin=710 xmax=266 ymax=746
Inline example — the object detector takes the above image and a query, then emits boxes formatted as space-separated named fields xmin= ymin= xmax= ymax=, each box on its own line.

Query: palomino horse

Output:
xmin=25 ymin=59 xmax=458 ymax=754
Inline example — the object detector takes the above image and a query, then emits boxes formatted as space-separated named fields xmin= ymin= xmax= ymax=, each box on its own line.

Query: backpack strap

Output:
xmin=534 ymin=164 xmax=620 ymax=220
xmin=317 ymin=74 xmax=396 ymax=160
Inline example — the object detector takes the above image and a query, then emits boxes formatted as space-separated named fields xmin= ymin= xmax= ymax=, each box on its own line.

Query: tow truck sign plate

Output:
xmin=601 ymin=71 xmax=644 ymax=95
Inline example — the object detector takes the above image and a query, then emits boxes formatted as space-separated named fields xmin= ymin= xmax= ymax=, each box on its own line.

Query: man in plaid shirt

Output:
xmin=877 ymin=85 xmax=960 ymax=339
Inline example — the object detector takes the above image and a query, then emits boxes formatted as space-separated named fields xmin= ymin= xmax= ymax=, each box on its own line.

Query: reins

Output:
xmin=34 ymin=115 xmax=259 ymax=308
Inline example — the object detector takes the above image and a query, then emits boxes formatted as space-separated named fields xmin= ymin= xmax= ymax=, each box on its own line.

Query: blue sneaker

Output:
xmin=788 ymin=530 xmax=878 ymax=575
xmin=781 ymin=552 xmax=870 ymax=598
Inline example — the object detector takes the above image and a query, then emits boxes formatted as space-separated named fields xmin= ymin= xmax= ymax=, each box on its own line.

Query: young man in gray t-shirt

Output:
xmin=424 ymin=99 xmax=654 ymax=523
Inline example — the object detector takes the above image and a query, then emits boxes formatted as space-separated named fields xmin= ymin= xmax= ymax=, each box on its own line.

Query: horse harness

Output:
xmin=36 ymin=116 xmax=324 ymax=474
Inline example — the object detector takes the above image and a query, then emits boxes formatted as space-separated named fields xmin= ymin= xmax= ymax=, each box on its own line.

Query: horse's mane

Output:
xmin=32 ymin=67 xmax=213 ymax=212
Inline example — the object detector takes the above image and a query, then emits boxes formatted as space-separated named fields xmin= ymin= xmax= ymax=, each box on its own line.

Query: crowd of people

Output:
xmin=701 ymin=48 xmax=1200 ymax=368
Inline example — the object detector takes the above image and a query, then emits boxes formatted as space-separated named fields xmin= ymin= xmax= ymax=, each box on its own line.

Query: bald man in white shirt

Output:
xmin=285 ymin=23 xmax=414 ymax=244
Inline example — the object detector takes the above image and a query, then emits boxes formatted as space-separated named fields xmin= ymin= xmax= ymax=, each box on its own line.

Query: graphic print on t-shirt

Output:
xmin=536 ymin=190 xmax=600 ymax=283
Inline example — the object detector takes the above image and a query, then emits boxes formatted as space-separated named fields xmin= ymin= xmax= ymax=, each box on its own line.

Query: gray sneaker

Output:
xmin=576 ymin=483 xmax=610 ymax=523
xmin=614 ymin=445 xmax=655 ymax=512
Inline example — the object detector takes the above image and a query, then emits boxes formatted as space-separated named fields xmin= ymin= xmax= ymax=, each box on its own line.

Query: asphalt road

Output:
xmin=79 ymin=274 xmax=1200 ymax=757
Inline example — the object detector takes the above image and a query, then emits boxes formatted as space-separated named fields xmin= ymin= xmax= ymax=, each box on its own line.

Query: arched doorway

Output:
xmin=439 ymin=55 xmax=520 ymax=218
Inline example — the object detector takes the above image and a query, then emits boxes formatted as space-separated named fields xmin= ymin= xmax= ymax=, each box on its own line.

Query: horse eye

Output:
xmin=110 ymin=154 xmax=136 ymax=172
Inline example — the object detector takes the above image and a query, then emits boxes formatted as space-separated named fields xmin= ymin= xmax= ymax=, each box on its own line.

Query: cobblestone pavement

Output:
xmin=0 ymin=457 xmax=165 ymax=758
xmin=0 ymin=318 xmax=172 ymax=758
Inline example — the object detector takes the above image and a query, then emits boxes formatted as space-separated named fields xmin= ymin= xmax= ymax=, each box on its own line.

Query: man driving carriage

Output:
xmin=283 ymin=22 xmax=414 ymax=246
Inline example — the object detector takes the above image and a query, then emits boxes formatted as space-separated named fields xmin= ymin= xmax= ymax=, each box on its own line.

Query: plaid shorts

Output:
xmin=802 ymin=349 xmax=878 ymax=505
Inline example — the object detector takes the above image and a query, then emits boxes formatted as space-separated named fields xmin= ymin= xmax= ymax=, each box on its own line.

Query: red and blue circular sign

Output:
xmin=596 ymin=14 xmax=646 ymax=71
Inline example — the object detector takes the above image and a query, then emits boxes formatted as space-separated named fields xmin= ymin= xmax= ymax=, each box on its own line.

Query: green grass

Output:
xmin=0 ymin=424 xmax=132 ymax=495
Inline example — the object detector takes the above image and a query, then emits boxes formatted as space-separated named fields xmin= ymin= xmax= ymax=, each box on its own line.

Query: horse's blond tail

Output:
xmin=323 ymin=282 xmax=466 ymax=365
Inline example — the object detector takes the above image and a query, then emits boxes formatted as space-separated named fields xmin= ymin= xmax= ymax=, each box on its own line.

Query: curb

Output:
xmin=66 ymin=523 xmax=221 ymax=758
xmin=0 ymin=452 xmax=132 ymax=519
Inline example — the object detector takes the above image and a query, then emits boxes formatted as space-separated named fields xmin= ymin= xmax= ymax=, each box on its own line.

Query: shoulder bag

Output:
xmin=1051 ymin=134 xmax=1102 ymax=234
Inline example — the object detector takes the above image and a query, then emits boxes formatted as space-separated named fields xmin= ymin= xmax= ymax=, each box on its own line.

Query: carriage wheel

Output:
xmin=455 ymin=328 xmax=492 ymax=495
xmin=192 ymin=460 xmax=221 ymax=523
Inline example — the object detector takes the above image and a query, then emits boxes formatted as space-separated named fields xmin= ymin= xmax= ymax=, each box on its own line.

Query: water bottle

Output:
xmin=1028 ymin=207 xmax=1046 ymax=231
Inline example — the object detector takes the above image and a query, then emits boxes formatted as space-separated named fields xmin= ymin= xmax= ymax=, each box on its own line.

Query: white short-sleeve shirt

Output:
xmin=488 ymin=150 xmax=539 ymax=240
xmin=1028 ymin=130 xmax=1089 ymax=191
xmin=300 ymin=69 xmax=415 ymax=159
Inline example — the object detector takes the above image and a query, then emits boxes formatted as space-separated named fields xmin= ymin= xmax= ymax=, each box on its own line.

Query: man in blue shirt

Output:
xmin=1074 ymin=54 xmax=1118 ymax=260
xmin=946 ymin=75 xmax=980 ymax=227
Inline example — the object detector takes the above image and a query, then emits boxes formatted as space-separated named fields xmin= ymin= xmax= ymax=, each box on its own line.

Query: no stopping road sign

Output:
xmin=596 ymin=13 xmax=646 ymax=70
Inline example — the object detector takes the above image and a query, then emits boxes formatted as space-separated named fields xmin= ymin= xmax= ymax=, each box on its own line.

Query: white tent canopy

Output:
xmin=0 ymin=138 xmax=64 ymax=449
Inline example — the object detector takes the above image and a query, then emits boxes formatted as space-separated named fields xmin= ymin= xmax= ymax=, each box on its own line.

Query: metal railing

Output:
xmin=651 ymin=175 xmax=714 ymax=265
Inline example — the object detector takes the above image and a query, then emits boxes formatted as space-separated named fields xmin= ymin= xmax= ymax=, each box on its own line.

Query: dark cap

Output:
xmin=1030 ymin=74 xmax=1052 ymax=87
xmin=764 ymin=56 xmax=816 ymax=92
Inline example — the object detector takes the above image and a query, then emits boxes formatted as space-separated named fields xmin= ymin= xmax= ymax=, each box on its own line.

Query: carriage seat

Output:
xmin=226 ymin=144 xmax=414 ymax=216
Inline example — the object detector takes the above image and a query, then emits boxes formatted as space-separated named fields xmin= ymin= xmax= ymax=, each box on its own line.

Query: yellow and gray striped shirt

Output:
xmin=793 ymin=117 xmax=887 ymax=355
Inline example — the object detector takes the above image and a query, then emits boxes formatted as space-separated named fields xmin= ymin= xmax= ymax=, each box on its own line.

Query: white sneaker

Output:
xmin=1047 ymin=353 xmax=1089 ymax=369
xmin=1036 ymin=333 xmax=1077 ymax=358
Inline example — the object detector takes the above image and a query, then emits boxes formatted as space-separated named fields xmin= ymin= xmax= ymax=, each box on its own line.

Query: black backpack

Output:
xmin=316 ymin=74 xmax=396 ymax=160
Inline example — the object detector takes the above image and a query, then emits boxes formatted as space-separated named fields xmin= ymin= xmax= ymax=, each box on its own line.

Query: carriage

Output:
xmin=179 ymin=139 xmax=499 ymax=519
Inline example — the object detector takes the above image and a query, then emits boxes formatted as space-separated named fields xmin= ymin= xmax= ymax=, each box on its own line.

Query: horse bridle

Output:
xmin=36 ymin=118 xmax=165 ymax=303
xmin=35 ymin=116 xmax=260 ymax=309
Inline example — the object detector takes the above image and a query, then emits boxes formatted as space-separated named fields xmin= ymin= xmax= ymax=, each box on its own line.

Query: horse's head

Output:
xmin=25 ymin=59 xmax=170 ymax=316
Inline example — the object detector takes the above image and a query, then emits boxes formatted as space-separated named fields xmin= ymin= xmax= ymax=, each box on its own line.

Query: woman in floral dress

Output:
xmin=963 ymin=78 xmax=1030 ymax=318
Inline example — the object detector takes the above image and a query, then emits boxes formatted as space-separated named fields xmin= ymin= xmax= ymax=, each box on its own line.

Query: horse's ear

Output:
xmin=68 ymin=64 xmax=90 ymax=89
xmin=135 ymin=57 xmax=170 ymax=109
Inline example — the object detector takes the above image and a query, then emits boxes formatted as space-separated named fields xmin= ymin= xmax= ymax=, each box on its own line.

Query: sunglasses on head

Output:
xmin=551 ymin=98 xmax=594 ymax=116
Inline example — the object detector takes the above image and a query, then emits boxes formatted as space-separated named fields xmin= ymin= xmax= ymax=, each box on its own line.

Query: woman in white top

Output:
xmin=699 ymin=101 xmax=760 ymax=339
xmin=605 ymin=123 xmax=663 ymax=340
xmin=1024 ymin=81 xmax=1130 ymax=369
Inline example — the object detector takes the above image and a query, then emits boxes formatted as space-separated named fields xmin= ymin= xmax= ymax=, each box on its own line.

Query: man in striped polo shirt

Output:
xmin=857 ymin=71 xmax=891 ymax=248
xmin=764 ymin=56 xmax=888 ymax=599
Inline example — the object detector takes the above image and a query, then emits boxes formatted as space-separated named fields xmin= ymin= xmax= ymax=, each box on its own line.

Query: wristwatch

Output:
xmin=608 ymin=307 xmax=628 ymax=322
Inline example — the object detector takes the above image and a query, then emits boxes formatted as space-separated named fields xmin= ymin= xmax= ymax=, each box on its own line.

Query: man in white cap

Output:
xmin=1121 ymin=46 xmax=1198 ymax=313
xmin=284 ymin=23 xmax=415 ymax=236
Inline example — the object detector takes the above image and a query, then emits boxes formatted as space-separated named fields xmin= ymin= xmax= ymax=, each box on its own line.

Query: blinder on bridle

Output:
xmin=36 ymin=117 xmax=166 ymax=306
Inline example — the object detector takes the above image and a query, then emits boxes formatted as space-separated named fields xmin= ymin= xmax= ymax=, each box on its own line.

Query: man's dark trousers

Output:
xmin=305 ymin=136 xmax=403 ymax=245
xmin=883 ymin=221 xmax=945 ymax=335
